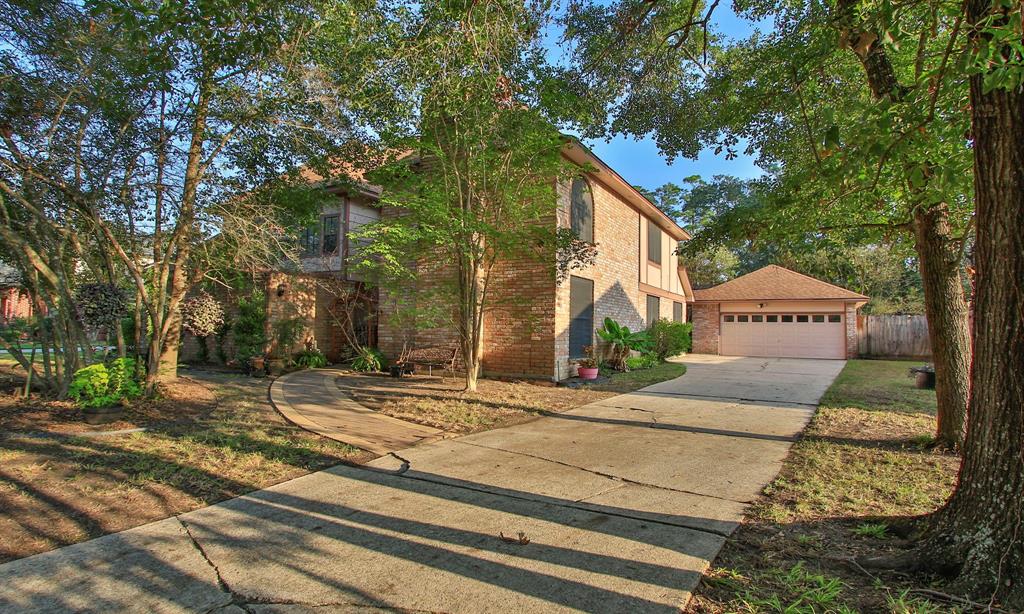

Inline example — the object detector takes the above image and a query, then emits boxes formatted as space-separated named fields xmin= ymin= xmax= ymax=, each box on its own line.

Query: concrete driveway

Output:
xmin=0 ymin=355 xmax=845 ymax=614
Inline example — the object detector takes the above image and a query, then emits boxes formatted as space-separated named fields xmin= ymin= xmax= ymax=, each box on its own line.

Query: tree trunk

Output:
xmin=916 ymin=23 xmax=1024 ymax=607
xmin=912 ymin=204 xmax=971 ymax=449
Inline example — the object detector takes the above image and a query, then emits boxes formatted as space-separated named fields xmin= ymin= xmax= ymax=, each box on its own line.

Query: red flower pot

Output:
xmin=577 ymin=367 xmax=599 ymax=380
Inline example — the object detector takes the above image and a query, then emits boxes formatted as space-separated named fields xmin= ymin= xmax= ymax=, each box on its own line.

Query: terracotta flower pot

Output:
xmin=577 ymin=367 xmax=599 ymax=380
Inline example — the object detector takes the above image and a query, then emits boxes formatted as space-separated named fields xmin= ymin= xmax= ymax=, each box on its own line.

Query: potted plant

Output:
xmin=576 ymin=345 xmax=600 ymax=380
xmin=70 ymin=358 xmax=142 ymax=424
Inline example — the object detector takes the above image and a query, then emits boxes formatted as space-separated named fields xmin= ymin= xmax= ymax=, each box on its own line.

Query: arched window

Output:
xmin=570 ymin=177 xmax=594 ymax=243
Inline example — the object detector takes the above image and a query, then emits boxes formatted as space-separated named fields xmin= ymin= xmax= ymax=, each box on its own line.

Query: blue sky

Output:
xmin=559 ymin=3 xmax=772 ymax=191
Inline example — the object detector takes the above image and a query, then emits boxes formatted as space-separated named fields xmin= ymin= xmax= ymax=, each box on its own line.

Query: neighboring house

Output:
xmin=261 ymin=142 xmax=694 ymax=379
xmin=0 ymin=263 xmax=33 ymax=324
xmin=690 ymin=265 xmax=868 ymax=359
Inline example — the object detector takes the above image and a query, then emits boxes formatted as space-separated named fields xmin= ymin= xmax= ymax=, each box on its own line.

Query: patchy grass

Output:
xmin=344 ymin=361 xmax=685 ymax=434
xmin=687 ymin=359 xmax=962 ymax=614
xmin=0 ymin=369 xmax=364 ymax=563
xmin=593 ymin=361 xmax=686 ymax=393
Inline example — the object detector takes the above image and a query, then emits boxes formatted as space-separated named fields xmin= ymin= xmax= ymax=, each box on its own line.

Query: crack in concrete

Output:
xmin=180 ymin=517 xmax=232 ymax=596
xmin=375 ymin=460 xmax=735 ymax=538
xmin=389 ymin=451 xmax=412 ymax=474
xmin=625 ymin=389 xmax=817 ymax=408
xmin=454 ymin=440 xmax=750 ymax=507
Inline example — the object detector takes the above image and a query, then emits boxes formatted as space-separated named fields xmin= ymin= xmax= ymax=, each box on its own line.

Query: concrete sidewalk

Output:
xmin=270 ymin=369 xmax=444 ymax=455
xmin=0 ymin=355 xmax=845 ymax=613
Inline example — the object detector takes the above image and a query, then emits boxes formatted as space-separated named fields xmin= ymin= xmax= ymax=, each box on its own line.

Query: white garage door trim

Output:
xmin=720 ymin=312 xmax=846 ymax=359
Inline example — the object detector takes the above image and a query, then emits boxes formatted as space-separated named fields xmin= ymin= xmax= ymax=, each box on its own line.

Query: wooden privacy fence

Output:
xmin=858 ymin=314 xmax=932 ymax=358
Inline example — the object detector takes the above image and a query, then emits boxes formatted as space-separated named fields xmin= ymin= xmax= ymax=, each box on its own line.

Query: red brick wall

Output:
xmin=0 ymin=287 xmax=32 ymax=322
xmin=691 ymin=302 xmax=720 ymax=354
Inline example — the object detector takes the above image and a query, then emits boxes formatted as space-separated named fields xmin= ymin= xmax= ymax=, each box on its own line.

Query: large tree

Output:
xmin=0 ymin=0 xmax=374 ymax=393
xmin=564 ymin=0 xmax=973 ymax=449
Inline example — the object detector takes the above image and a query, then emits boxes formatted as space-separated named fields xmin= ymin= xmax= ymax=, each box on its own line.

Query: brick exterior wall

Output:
xmin=691 ymin=302 xmax=720 ymax=355
xmin=481 ymin=251 xmax=557 ymax=378
xmin=0 ymin=287 xmax=33 ymax=323
xmin=845 ymin=302 xmax=859 ymax=359
xmin=554 ymin=177 xmax=644 ymax=379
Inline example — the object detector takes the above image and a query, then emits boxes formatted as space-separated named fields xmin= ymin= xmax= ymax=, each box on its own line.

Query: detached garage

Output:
xmin=691 ymin=265 xmax=868 ymax=360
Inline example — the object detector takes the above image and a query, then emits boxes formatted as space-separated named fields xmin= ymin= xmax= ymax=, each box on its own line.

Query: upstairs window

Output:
xmin=570 ymin=178 xmax=594 ymax=243
xmin=300 ymin=226 xmax=318 ymax=257
xmin=322 ymin=215 xmax=340 ymax=255
xmin=647 ymin=218 xmax=662 ymax=264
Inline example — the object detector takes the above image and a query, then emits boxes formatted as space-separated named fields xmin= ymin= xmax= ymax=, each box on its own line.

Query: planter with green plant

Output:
xmin=576 ymin=345 xmax=600 ymax=380
xmin=352 ymin=347 xmax=385 ymax=373
xmin=596 ymin=317 xmax=650 ymax=371
xmin=69 ymin=358 xmax=143 ymax=424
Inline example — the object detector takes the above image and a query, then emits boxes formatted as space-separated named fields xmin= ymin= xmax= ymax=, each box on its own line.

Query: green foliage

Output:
xmin=648 ymin=319 xmax=692 ymax=360
xmin=351 ymin=347 xmax=385 ymax=373
xmin=181 ymin=292 xmax=225 ymax=339
xmin=624 ymin=352 xmax=658 ymax=370
xmin=294 ymin=349 xmax=328 ymax=369
xmin=0 ymin=317 xmax=31 ymax=342
xmin=596 ymin=317 xmax=650 ymax=370
xmin=271 ymin=318 xmax=304 ymax=358
xmin=233 ymin=294 xmax=267 ymax=363
xmin=853 ymin=522 xmax=889 ymax=538
xmin=74 ymin=283 xmax=129 ymax=330
xmin=68 ymin=358 xmax=142 ymax=408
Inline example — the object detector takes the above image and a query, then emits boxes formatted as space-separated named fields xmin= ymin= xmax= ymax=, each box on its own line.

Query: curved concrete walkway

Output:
xmin=270 ymin=368 xmax=443 ymax=455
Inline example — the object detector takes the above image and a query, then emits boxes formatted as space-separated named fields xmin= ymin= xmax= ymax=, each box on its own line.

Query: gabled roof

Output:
xmin=692 ymin=265 xmax=869 ymax=302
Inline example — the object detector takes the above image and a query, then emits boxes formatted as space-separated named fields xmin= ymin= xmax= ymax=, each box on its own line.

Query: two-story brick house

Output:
xmin=260 ymin=141 xmax=693 ymax=379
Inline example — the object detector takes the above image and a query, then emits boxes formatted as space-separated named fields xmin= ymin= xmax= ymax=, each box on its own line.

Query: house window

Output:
xmin=569 ymin=276 xmax=594 ymax=358
xmin=673 ymin=301 xmax=683 ymax=323
xmin=322 ymin=215 xmax=339 ymax=255
xmin=300 ymin=226 xmax=318 ymax=257
xmin=828 ymin=314 xmax=842 ymax=323
xmin=767 ymin=315 xmax=778 ymax=322
xmin=647 ymin=218 xmax=662 ymax=264
xmin=797 ymin=315 xmax=809 ymax=323
xmin=782 ymin=315 xmax=794 ymax=323
xmin=570 ymin=178 xmax=594 ymax=244
xmin=752 ymin=315 xmax=763 ymax=322
xmin=812 ymin=314 xmax=825 ymax=323
xmin=738 ymin=315 xmax=749 ymax=322
xmin=724 ymin=315 xmax=735 ymax=322
xmin=646 ymin=294 xmax=660 ymax=327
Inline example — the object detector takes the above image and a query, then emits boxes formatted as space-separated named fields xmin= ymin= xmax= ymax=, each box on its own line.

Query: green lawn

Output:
xmin=687 ymin=359 xmax=962 ymax=614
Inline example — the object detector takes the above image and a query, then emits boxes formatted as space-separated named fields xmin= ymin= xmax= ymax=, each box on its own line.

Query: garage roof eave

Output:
xmin=692 ymin=297 xmax=869 ymax=303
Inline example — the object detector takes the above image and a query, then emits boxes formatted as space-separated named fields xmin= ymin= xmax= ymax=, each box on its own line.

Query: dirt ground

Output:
xmin=339 ymin=362 xmax=686 ymax=434
xmin=0 ymin=366 xmax=365 ymax=563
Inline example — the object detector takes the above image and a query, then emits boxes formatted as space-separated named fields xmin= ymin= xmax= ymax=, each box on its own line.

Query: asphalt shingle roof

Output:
xmin=692 ymin=264 xmax=869 ymax=302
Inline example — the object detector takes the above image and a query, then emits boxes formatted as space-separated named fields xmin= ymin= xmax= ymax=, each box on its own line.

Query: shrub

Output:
xmin=181 ymin=291 xmax=225 ymax=338
xmin=74 ymin=283 xmax=129 ymax=330
xmin=624 ymin=352 xmax=659 ymax=370
xmin=68 ymin=358 xmax=142 ymax=408
xmin=294 ymin=349 xmax=328 ymax=369
xmin=648 ymin=319 xmax=692 ymax=360
xmin=351 ymin=347 xmax=385 ymax=372
xmin=233 ymin=294 xmax=267 ymax=363
xmin=596 ymin=317 xmax=650 ymax=370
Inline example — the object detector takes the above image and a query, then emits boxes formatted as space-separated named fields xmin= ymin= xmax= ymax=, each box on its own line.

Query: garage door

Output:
xmin=720 ymin=313 xmax=846 ymax=359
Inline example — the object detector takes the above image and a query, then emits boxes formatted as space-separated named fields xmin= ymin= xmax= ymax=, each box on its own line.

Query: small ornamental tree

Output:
xmin=181 ymin=292 xmax=226 ymax=339
xmin=352 ymin=0 xmax=574 ymax=392
xmin=74 ymin=284 xmax=129 ymax=331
